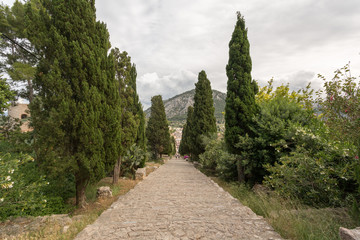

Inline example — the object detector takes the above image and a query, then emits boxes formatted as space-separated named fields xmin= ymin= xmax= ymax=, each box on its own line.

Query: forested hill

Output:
xmin=145 ymin=89 xmax=226 ymax=122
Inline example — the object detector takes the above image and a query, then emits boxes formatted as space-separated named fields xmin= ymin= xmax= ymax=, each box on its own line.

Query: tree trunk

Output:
xmin=237 ymin=158 xmax=245 ymax=183
xmin=27 ymin=79 xmax=33 ymax=103
xmin=113 ymin=156 xmax=121 ymax=184
xmin=75 ymin=174 xmax=88 ymax=208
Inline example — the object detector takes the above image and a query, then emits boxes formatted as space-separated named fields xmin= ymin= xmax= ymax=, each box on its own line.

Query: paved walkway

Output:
xmin=75 ymin=159 xmax=282 ymax=240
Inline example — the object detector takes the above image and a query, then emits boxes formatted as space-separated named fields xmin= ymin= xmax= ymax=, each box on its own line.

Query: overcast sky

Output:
xmin=2 ymin=0 xmax=360 ymax=109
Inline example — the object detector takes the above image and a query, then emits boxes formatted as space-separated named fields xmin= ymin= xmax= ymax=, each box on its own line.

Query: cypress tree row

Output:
xmin=146 ymin=95 xmax=171 ymax=159
xmin=29 ymin=0 xmax=121 ymax=207
xmin=224 ymin=12 xmax=258 ymax=182
xmin=179 ymin=106 xmax=194 ymax=156
xmin=111 ymin=49 xmax=138 ymax=184
xmin=191 ymin=70 xmax=217 ymax=160
xmin=129 ymin=62 xmax=147 ymax=152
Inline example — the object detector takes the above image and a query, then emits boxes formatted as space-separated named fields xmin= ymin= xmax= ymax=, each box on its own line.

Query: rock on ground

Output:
xmin=135 ymin=167 xmax=147 ymax=180
xmin=97 ymin=186 xmax=113 ymax=198
xmin=339 ymin=227 xmax=360 ymax=240
xmin=75 ymin=158 xmax=282 ymax=240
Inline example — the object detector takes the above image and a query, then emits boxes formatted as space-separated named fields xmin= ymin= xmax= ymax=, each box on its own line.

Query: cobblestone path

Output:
xmin=75 ymin=158 xmax=282 ymax=240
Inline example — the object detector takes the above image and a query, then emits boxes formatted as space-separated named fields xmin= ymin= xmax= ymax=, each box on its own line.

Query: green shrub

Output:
xmin=199 ymin=136 xmax=238 ymax=181
xmin=0 ymin=153 xmax=73 ymax=220
xmin=264 ymin=124 xmax=358 ymax=207
xmin=234 ymin=83 xmax=316 ymax=183
xmin=121 ymin=144 xmax=148 ymax=178
xmin=0 ymin=153 xmax=48 ymax=220
xmin=199 ymin=135 xmax=222 ymax=170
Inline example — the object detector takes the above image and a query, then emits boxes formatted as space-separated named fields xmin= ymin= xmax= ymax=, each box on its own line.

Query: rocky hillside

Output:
xmin=145 ymin=89 xmax=226 ymax=123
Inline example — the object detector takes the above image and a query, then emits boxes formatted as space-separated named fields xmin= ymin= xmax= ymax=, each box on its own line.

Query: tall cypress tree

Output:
xmin=191 ymin=70 xmax=217 ymax=160
xmin=111 ymin=49 xmax=138 ymax=184
xmin=129 ymin=62 xmax=146 ymax=152
xmin=29 ymin=0 xmax=121 ymax=207
xmin=225 ymin=12 xmax=258 ymax=182
xmin=179 ymin=106 xmax=194 ymax=156
xmin=146 ymin=95 xmax=170 ymax=159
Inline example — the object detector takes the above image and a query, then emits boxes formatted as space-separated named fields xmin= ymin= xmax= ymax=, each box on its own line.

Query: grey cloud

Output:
xmin=267 ymin=70 xmax=323 ymax=92
xmin=2 ymin=0 xmax=359 ymax=109
xmin=138 ymin=70 xmax=197 ymax=109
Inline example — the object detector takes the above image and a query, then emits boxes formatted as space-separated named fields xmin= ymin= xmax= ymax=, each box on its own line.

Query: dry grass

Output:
xmin=145 ymin=161 xmax=162 ymax=176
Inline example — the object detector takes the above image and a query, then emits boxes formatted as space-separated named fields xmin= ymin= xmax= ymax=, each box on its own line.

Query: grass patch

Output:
xmin=1 ymin=178 xmax=139 ymax=240
xmin=211 ymin=177 xmax=358 ymax=240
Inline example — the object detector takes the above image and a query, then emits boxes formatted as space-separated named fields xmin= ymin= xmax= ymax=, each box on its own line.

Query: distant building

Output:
xmin=170 ymin=127 xmax=182 ymax=153
xmin=8 ymin=103 xmax=32 ymax=132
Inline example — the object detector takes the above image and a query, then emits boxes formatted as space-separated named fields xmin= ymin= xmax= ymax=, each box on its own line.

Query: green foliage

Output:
xmin=146 ymin=95 xmax=171 ymax=159
xmin=0 ymin=115 xmax=21 ymax=141
xmin=0 ymin=128 xmax=33 ymax=154
xmin=112 ymin=48 xmax=138 ymax=157
xmin=316 ymin=64 xmax=360 ymax=147
xmin=236 ymin=82 xmax=315 ymax=183
xmin=199 ymin=136 xmax=238 ymax=181
xmin=191 ymin=70 xmax=217 ymax=160
xmin=0 ymin=153 xmax=48 ymax=220
xmin=265 ymin=146 xmax=347 ymax=207
xmin=214 ymin=179 xmax=357 ymax=240
xmin=170 ymin=135 xmax=176 ymax=156
xmin=0 ymin=130 xmax=73 ymax=219
xmin=254 ymin=79 xmax=359 ymax=207
xmin=28 ymin=0 xmax=120 ymax=207
xmin=0 ymin=1 xmax=37 ymax=102
xmin=135 ymin=106 xmax=147 ymax=152
xmin=121 ymin=144 xmax=148 ymax=178
xmin=179 ymin=106 xmax=194 ymax=156
xmin=127 ymin=59 xmax=146 ymax=153
xmin=225 ymin=12 xmax=258 ymax=156
xmin=0 ymin=77 xmax=15 ymax=113
xmin=316 ymin=65 xmax=360 ymax=216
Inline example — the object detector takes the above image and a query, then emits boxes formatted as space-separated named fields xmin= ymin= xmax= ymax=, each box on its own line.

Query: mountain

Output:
xmin=145 ymin=89 xmax=226 ymax=123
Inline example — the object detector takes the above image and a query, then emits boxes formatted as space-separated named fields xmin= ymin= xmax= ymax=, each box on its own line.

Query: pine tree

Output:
xmin=146 ymin=95 xmax=171 ymax=159
xmin=179 ymin=106 xmax=194 ymax=156
xmin=0 ymin=1 xmax=38 ymax=102
xmin=191 ymin=70 xmax=217 ymax=160
xmin=111 ymin=49 xmax=138 ymax=184
xmin=28 ymin=0 xmax=121 ymax=207
xmin=225 ymin=12 xmax=258 ymax=182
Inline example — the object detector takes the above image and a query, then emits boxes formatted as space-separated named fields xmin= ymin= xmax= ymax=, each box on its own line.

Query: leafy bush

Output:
xmin=0 ymin=153 xmax=48 ymax=220
xmin=262 ymin=71 xmax=359 ymax=207
xmin=121 ymin=144 xmax=148 ymax=178
xmin=199 ymin=135 xmax=237 ymax=181
xmin=234 ymin=82 xmax=316 ymax=183
xmin=265 ymin=147 xmax=344 ymax=207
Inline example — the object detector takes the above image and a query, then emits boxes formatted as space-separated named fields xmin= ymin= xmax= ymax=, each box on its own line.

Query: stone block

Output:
xmin=135 ymin=168 xmax=147 ymax=180
xmin=96 ymin=186 xmax=112 ymax=199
